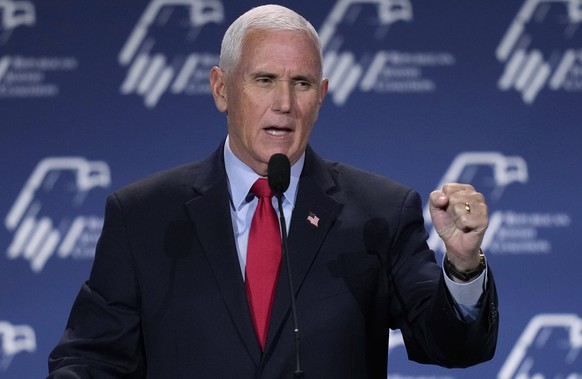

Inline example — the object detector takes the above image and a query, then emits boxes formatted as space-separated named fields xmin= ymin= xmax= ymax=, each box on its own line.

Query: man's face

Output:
xmin=211 ymin=29 xmax=328 ymax=175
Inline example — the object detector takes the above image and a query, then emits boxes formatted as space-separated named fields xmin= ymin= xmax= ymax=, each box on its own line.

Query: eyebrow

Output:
xmin=251 ymin=71 xmax=278 ymax=79
xmin=251 ymin=71 xmax=317 ymax=83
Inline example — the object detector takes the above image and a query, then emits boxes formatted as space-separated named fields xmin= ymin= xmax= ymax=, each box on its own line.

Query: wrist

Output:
xmin=444 ymin=249 xmax=486 ymax=282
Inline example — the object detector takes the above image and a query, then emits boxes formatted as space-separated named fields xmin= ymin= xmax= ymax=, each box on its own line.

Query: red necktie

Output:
xmin=245 ymin=178 xmax=282 ymax=351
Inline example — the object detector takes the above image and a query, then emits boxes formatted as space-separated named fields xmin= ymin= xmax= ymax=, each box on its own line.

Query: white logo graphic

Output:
xmin=4 ymin=157 xmax=111 ymax=272
xmin=424 ymin=152 xmax=571 ymax=256
xmin=118 ymin=0 xmax=224 ymax=108
xmin=498 ymin=314 xmax=582 ymax=379
xmin=0 ymin=0 xmax=35 ymax=44
xmin=320 ymin=0 xmax=456 ymax=106
xmin=388 ymin=329 xmax=404 ymax=352
xmin=0 ymin=321 xmax=36 ymax=371
xmin=0 ymin=1 xmax=78 ymax=99
xmin=387 ymin=330 xmax=455 ymax=379
xmin=496 ymin=0 xmax=582 ymax=104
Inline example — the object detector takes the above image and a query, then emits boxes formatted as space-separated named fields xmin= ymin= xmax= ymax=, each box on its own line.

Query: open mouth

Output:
xmin=265 ymin=127 xmax=291 ymax=136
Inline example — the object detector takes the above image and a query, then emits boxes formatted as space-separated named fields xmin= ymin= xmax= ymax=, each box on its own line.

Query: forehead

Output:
xmin=238 ymin=29 xmax=322 ymax=75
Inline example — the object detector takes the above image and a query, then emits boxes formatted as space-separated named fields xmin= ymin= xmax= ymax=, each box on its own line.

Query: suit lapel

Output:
xmin=266 ymin=147 xmax=342 ymax=353
xmin=182 ymin=145 xmax=343 ymax=361
xmin=184 ymin=148 xmax=261 ymax=364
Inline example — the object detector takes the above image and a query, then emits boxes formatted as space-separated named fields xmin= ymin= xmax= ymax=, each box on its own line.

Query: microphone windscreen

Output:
xmin=268 ymin=153 xmax=291 ymax=196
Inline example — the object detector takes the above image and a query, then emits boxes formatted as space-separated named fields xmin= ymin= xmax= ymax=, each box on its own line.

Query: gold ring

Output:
xmin=465 ymin=202 xmax=471 ymax=214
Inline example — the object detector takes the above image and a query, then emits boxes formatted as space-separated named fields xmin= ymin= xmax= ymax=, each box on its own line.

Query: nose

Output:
xmin=272 ymin=81 xmax=293 ymax=113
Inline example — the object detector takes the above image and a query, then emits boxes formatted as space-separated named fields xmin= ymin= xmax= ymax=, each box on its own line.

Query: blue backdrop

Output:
xmin=1 ymin=1 xmax=581 ymax=378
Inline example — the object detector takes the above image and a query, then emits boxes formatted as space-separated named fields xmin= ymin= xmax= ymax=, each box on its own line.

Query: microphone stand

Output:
xmin=276 ymin=194 xmax=304 ymax=379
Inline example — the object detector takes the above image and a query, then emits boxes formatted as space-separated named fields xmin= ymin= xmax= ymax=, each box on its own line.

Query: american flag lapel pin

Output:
xmin=307 ymin=212 xmax=320 ymax=228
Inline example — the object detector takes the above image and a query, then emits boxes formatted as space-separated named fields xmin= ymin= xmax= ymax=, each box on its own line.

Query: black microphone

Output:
xmin=268 ymin=153 xmax=291 ymax=196
xmin=267 ymin=154 xmax=304 ymax=379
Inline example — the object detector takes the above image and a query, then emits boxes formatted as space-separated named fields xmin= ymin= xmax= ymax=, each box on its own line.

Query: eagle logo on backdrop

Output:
xmin=423 ymin=152 xmax=571 ymax=256
xmin=3 ymin=157 xmax=111 ymax=273
xmin=319 ymin=0 xmax=456 ymax=106
xmin=498 ymin=314 xmax=582 ymax=379
xmin=118 ymin=0 xmax=224 ymax=108
xmin=0 ymin=0 xmax=35 ymax=44
xmin=0 ymin=0 xmax=78 ymax=99
xmin=496 ymin=0 xmax=582 ymax=104
xmin=0 ymin=321 xmax=36 ymax=371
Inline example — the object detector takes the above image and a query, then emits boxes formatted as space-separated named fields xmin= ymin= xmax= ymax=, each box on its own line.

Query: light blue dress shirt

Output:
xmin=224 ymin=136 xmax=302 ymax=280
xmin=223 ymin=136 xmax=485 ymax=321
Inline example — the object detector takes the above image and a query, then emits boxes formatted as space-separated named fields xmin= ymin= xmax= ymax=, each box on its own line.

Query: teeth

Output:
xmin=266 ymin=129 xmax=288 ymax=136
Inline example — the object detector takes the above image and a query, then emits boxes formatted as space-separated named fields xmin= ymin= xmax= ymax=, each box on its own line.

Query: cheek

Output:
xmin=229 ymin=95 xmax=256 ymax=127
xmin=299 ymin=124 xmax=315 ymax=146
xmin=238 ymin=92 xmax=269 ymax=120
xmin=298 ymin=99 xmax=321 ymax=127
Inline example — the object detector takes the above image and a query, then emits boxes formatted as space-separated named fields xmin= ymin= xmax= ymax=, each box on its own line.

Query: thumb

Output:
xmin=429 ymin=190 xmax=448 ymax=214
xmin=428 ymin=190 xmax=450 ymax=230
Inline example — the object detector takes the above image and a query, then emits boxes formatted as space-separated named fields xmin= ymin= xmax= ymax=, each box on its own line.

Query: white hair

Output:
xmin=219 ymin=4 xmax=323 ymax=77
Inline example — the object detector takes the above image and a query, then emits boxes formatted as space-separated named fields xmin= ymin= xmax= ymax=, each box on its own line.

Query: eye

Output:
xmin=294 ymin=80 xmax=313 ymax=90
xmin=256 ymin=77 xmax=274 ymax=86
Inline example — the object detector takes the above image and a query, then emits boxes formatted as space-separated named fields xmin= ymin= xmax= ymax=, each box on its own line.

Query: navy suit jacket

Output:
xmin=48 ymin=143 xmax=498 ymax=378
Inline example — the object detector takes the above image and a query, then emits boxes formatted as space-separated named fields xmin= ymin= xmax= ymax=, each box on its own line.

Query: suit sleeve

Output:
xmin=389 ymin=189 xmax=499 ymax=368
xmin=47 ymin=194 xmax=145 ymax=378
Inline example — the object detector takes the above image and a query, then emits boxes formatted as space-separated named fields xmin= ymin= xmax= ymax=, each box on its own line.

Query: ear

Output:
xmin=210 ymin=66 xmax=227 ymax=113
xmin=319 ymin=77 xmax=329 ymax=106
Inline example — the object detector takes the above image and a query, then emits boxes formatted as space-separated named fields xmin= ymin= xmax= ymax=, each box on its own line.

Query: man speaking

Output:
xmin=48 ymin=4 xmax=498 ymax=378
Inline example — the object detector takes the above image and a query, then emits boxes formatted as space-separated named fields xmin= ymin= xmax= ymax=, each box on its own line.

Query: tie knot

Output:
xmin=251 ymin=178 xmax=273 ymax=199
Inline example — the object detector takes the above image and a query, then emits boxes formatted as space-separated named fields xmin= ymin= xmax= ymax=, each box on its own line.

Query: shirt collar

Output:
xmin=224 ymin=135 xmax=303 ymax=210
